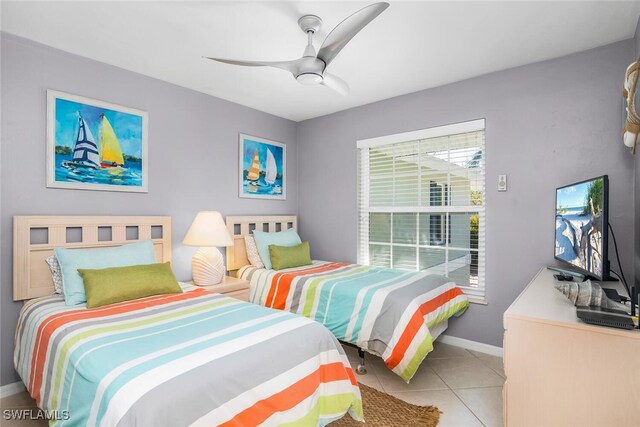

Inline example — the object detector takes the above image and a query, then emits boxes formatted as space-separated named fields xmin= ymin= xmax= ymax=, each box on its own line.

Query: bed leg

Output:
xmin=356 ymin=348 xmax=367 ymax=375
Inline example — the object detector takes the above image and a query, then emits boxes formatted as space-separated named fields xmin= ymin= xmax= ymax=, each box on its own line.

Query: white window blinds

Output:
xmin=357 ymin=119 xmax=486 ymax=302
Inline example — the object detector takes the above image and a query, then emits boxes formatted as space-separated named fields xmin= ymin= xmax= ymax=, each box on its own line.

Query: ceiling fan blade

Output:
xmin=317 ymin=2 xmax=389 ymax=67
xmin=204 ymin=57 xmax=302 ymax=74
xmin=321 ymin=73 xmax=349 ymax=96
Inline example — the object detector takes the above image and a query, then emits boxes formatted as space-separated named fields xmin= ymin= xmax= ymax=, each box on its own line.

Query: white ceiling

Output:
xmin=3 ymin=1 xmax=640 ymax=122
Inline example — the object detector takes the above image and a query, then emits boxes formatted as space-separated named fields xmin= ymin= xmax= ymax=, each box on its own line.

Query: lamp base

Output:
xmin=191 ymin=247 xmax=225 ymax=286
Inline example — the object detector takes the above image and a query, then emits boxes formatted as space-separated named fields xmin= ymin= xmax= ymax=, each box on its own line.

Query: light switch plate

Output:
xmin=498 ymin=174 xmax=507 ymax=192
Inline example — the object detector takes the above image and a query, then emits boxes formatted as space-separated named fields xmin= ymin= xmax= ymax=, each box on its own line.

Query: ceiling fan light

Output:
xmin=296 ymin=73 xmax=323 ymax=85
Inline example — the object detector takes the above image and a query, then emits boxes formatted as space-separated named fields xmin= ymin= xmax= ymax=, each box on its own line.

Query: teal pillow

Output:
xmin=252 ymin=228 xmax=302 ymax=269
xmin=55 ymin=240 xmax=157 ymax=306
xmin=269 ymin=242 xmax=312 ymax=270
xmin=78 ymin=262 xmax=182 ymax=309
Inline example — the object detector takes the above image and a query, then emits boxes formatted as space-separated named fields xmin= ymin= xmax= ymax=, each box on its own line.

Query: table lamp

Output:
xmin=182 ymin=211 xmax=234 ymax=286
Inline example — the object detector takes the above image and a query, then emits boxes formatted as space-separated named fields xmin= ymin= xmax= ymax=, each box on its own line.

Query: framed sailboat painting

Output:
xmin=46 ymin=90 xmax=148 ymax=192
xmin=239 ymin=134 xmax=286 ymax=200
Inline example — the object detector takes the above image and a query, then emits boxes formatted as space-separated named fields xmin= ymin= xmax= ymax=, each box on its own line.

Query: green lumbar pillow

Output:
xmin=78 ymin=262 xmax=182 ymax=309
xmin=269 ymin=241 xmax=312 ymax=270
xmin=55 ymin=240 xmax=158 ymax=306
xmin=253 ymin=228 xmax=302 ymax=269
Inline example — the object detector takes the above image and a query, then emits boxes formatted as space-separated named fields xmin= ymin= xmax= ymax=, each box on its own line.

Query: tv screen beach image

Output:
xmin=555 ymin=177 xmax=604 ymax=276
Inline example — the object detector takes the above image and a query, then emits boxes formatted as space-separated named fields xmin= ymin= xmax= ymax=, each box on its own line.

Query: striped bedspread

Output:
xmin=14 ymin=283 xmax=362 ymax=426
xmin=239 ymin=262 xmax=469 ymax=382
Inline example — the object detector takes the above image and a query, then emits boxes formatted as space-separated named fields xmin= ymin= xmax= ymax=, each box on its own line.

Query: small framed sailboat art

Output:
xmin=46 ymin=90 xmax=148 ymax=192
xmin=239 ymin=133 xmax=286 ymax=200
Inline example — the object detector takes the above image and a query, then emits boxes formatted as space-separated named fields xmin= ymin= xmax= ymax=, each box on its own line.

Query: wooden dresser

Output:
xmin=503 ymin=268 xmax=640 ymax=426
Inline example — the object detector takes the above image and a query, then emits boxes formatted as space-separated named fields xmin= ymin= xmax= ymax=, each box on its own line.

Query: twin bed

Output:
xmin=225 ymin=216 xmax=469 ymax=383
xmin=13 ymin=215 xmax=468 ymax=426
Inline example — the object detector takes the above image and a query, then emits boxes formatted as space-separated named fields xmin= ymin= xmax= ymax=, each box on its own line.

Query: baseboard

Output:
xmin=0 ymin=381 xmax=26 ymax=398
xmin=436 ymin=334 xmax=503 ymax=357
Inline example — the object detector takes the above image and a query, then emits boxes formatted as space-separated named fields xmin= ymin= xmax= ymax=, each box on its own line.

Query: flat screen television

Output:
xmin=554 ymin=175 xmax=609 ymax=280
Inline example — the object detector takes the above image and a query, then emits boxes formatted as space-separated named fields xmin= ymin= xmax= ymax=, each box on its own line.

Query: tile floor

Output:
xmin=0 ymin=342 xmax=504 ymax=427
xmin=342 ymin=341 xmax=505 ymax=427
xmin=0 ymin=391 xmax=47 ymax=427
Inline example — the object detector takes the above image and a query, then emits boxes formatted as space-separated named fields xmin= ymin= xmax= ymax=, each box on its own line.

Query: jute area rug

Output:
xmin=332 ymin=384 xmax=441 ymax=426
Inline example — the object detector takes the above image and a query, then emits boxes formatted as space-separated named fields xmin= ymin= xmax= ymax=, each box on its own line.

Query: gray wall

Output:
xmin=0 ymin=34 xmax=298 ymax=386
xmin=296 ymin=39 xmax=635 ymax=348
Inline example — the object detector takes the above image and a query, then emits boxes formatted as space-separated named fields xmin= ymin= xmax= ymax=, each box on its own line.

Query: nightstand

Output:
xmin=186 ymin=276 xmax=250 ymax=302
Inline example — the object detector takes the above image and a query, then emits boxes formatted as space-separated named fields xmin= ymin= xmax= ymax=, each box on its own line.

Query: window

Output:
xmin=429 ymin=182 xmax=450 ymax=246
xmin=357 ymin=119 xmax=486 ymax=302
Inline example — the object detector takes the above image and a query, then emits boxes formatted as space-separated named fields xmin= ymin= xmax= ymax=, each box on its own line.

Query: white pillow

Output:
xmin=244 ymin=235 xmax=265 ymax=268
xmin=45 ymin=255 xmax=64 ymax=294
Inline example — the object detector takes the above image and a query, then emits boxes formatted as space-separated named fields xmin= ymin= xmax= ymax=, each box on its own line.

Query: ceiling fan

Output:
xmin=204 ymin=2 xmax=389 ymax=96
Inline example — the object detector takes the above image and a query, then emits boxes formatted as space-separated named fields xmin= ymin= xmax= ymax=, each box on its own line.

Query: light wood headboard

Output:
xmin=225 ymin=215 xmax=297 ymax=275
xmin=13 ymin=216 xmax=172 ymax=301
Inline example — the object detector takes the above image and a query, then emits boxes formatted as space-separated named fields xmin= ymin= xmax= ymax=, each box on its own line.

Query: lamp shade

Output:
xmin=182 ymin=211 xmax=234 ymax=247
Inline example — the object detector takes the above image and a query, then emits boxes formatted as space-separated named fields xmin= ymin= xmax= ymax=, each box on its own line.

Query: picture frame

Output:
xmin=46 ymin=90 xmax=149 ymax=192
xmin=238 ymin=133 xmax=286 ymax=200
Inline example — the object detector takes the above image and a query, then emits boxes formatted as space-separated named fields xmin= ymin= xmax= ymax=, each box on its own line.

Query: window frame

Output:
xmin=357 ymin=119 xmax=486 ymax=304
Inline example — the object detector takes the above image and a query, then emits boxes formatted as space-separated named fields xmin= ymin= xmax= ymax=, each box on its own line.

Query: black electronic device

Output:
xmin=553 ymin=273 xmax=574 ymax=281
xmin=575 ymin=306 xmax=634 ymax=330
xmin=547 ymin=266 xmax=585 ymax=281
xmin=601 ymin=287 xmax=622 ymax=303
xmin=554 ymin=176 xmax=609 ymax=281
